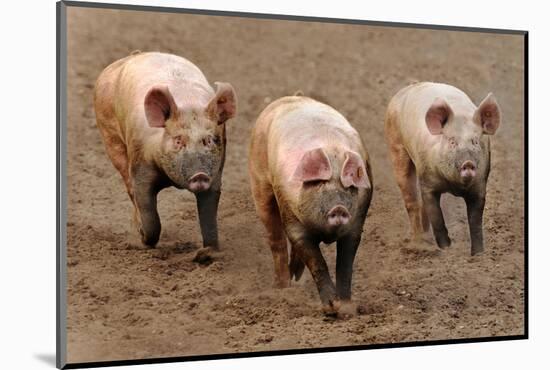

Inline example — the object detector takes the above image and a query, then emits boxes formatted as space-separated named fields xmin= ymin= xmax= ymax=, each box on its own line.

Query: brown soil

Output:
xmin=65 ymin=6 xmax=525 ymax=364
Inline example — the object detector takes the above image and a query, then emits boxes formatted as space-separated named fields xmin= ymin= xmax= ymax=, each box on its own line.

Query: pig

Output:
xmin=249 ymin=96 xmax=373 ymax=315
xmin=385 ymin=82 xmax=501 ymax=256
xmin=94 ymin=51 xmax=237 ymax=253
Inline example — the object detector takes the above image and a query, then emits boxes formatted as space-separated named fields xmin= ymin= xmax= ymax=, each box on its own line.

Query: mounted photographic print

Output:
xmin=56 ymin=1 xmax=528 ymax=368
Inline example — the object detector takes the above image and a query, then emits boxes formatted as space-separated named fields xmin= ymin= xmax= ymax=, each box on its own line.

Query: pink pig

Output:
xmin=385 ymin=82 xmax=501 ymax=255
xmin=94 ymin=52 xmax=236 ymax=250
xmin=249 ymin=96 xmax=373 ymax=315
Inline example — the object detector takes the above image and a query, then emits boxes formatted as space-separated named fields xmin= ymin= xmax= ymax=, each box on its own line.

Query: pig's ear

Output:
xmin=207 ymin=82 xmax=237 ymax=124
xmin=340 ymin=151 xmax=371 ymax=189
xmin=474 ymin=93 xmax=501 ymax=135
xmin=144 ymin=86 xmax=178 ymax=128
xmin=293 ymin=148 xmax=332 ymax=183
xmin=425 ymin=98 xmax=452 ymax=135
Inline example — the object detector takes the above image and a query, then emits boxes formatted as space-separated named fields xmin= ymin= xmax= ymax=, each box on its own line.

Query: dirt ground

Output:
xmin=65 ymin=6 xmax=525 ymax=364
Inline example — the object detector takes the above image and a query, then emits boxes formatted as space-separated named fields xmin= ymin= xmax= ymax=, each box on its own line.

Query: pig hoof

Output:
xmin=322 ymin=299 xmax=341 ymax=317
xmin=289 ymin=258 xmax=305 ymax=282
xmin=471 ymin=248 xmax=485 ymax=256
xmin=192 ymin=247 xmax=220 ymax=265
xmin=141 ymin=238 xmax=158 ymax=249
xmin=138 ymin=228 xmax=159 ymax=248
xmin=436 ymin=237 xmax=451 ymax=249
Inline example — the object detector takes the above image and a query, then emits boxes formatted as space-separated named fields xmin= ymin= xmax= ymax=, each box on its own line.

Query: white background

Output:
xmin=0 ymin=0 xmax=545 ymax=369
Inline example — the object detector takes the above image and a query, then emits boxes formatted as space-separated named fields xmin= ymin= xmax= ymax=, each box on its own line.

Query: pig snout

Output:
xmin=188 ymin=172 xmax=211 ymax=193
xmin=327 ymin=205 xmax=351 ymax=227
xmin=460 ymin=160 xmax=477 ymax=180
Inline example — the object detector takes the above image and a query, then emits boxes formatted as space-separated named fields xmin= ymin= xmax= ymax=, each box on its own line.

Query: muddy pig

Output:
xmin=249 ymin=96 xmax=373 ymax=315
xmin=385 ymin=82 xmax=501 ymax=256
xmin=94 ymin=52 xmax=237 ymax=251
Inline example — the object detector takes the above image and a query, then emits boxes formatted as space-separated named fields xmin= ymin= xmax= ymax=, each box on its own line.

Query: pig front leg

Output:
xmin=195 ymin=189 xmax=220 ymax=249
xmin=421 ymin=190 xmax=451 ymax=248
xmin=336 ymin=234 xmax=361 ymax=300
xmin=465 ymin=192 xmax=486 ymax=256
xmin=292 ymin=237 xmax=339 ymax=315
xmin=133 ymin=180 xmax=161 ymax=248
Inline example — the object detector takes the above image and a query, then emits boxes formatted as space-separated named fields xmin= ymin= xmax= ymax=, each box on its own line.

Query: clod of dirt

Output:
xmin=255 ymin=335 xmax=274 ymax=344
xmin=124 ymin=242 xmax=144 ymax=251
xmin=172 ymin=241 xmax=197 ymax=254
xmin=337 ymin=301 xmax=359 ymax=319
xmin=356 ymin=304 xmax=369 ymax=315
xmin=153 ymin=249 xmax=171 ymax=260
xmin=192 ymin=247 xmax=220 ymax=265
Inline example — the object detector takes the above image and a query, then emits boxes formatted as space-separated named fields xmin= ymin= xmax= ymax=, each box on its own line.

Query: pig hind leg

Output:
xmin=94 ymin=69 xmax=134 ymax=202
xmin=101 ymin=134 xmax=133 ymax=199
xmin=95 ymin=115 xmax=143 ymax=238
xmin=386 ymin=128 xmax=429 ymax=238
xmin=289 ymin=243 xmax=305 ymax=282
xmin=421 ymin=190 xmax=451 ymax=248
xmin=385 ymin=109 xmax=429 ymax=238
xmin=252 ymin=186 xmax=290 ymax=288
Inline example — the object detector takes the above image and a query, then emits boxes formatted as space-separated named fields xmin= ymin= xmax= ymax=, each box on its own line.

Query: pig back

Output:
xmin=113 ymin=52 xmax=215 ymax=141
xmin=394 ymin=82 xmax=478 ymax=167
xmin=267 ymin=98 xmax=366 ymax=201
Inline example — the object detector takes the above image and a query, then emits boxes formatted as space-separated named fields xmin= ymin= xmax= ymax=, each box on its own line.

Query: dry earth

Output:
xmin=65 ymin=6 xmax=525 ymax=363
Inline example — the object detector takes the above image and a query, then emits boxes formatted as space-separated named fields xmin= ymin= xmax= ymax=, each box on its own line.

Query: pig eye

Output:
xmin=303 ymin=179 xmax=326 ymax=187
xmin=448 ymin=137 xmax=457 ymax=147
xmin=174 ymin=136 xmax=186 ymax=148
xmin=471 ymin=138 xmax=479 ymax=146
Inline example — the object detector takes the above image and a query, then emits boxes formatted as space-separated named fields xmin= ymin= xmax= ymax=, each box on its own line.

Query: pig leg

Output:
xmin=421 ymin=199 xmax=430 ymax=233
xmin=96 ymin=119 xmax=144 ymax=238
xmin=388 ymin=144 xmax=427 ymax=238
xmin=94 ymin=71 xmax=135 ymax=203
xmin=421 ymin=189 xmax=451 ymax=248
xmin=257 ymin=194 xmax=291 ymax=288
xmin=465 ymin=192 xmax=486 ymax=256
xmin=96 ymin=123 xmax=134 ymax=201
xmin=336 ymin=234 xmax=361 ymax=300
xmin=195 ymin=189 xmax=221 ymax=249
xmin=132 ymin=167 xmax=161 ymax=248
xmin=292 ymin=237 xmax=338 ymax=314
xmin=289 ymin=243 xmax=305 ymax=282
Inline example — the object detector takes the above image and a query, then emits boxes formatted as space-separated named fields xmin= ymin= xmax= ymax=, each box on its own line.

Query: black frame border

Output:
xmin=56 ymin=1 xmax=529 ymax=369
